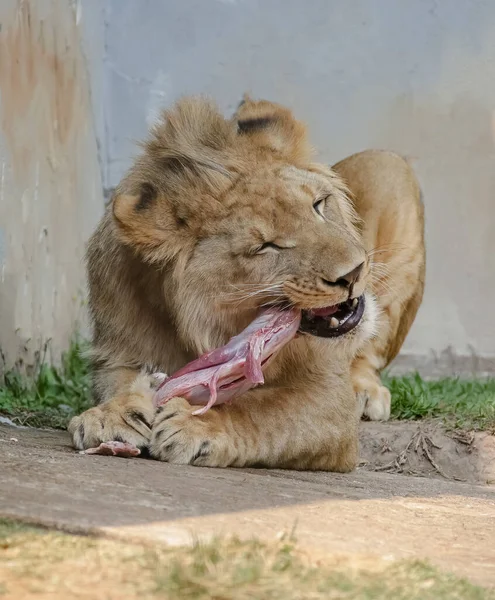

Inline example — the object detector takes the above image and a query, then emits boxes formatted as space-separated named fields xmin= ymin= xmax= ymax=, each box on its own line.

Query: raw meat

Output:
xmin=81 ymin=441 xmax=141 ymax=458
xmin=78 ymin=308 xmax=300 ymax=460
xmin=154 ymin=307 xmax=301 ymax=415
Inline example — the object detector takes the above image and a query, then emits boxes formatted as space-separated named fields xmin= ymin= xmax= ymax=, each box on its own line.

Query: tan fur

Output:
xmin=68 ymin=95 xmax=424 ymax=470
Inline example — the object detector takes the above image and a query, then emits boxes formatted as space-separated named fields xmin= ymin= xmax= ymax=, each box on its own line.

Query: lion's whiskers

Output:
xmin=367 ymin=242 xmax=409 ymax=258
xmin=216 ymin=281 xmax=287 ymax=307
xmin=369 ymin=261 xmax=406 ymax=308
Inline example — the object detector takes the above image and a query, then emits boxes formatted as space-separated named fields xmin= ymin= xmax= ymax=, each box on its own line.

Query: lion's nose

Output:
xmin=320 ymin=261 xmax=364 ymax=289
xmin=338 ymin=261 xmax=364 ymax=287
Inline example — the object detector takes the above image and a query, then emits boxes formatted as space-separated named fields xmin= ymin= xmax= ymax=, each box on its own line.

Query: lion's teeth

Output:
xmin=352 ymin=298 xmax=358 ymax=308
xmin=330 ymin=317 xmax=339 ymax=328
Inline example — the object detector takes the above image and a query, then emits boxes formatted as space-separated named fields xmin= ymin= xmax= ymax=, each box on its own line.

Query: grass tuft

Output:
xmin=0 ymin=340 xmax=92 ymax=429
xmin=385 ymin=372 xmax=495 ymax=431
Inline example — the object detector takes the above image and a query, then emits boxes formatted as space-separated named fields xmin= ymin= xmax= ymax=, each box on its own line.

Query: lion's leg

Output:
xmin=351 ymin=316 xmax=394 ymax=422
xmin=352 ymin=284 xmax=424 ymax=420
xmin=352 ymin=353 xmax=391 ymax=422
xmin=352 ymin=302 xmax=396 ymax=421
xmin=149 ymin=382 xmax=359 ymax=471
xmin=68 ymin=367 xmax=157 ymax=451
xmin=333 ymin=150 xmax=425 ymax=421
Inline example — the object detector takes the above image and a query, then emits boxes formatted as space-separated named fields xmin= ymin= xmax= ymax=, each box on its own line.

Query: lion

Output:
xmin=68 ymin=95 xmax=425 ymax=471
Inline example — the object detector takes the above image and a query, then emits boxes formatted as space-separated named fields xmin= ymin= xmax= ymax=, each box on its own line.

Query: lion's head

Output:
xmin=111 ymin=95 xmax=377 ymax=358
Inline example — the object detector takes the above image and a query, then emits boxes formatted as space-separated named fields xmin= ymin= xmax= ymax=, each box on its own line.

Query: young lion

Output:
xmin=68 ymin=95 xmax=424 ymax=471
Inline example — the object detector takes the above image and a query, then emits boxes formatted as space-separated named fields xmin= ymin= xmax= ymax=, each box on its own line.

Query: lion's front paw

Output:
xmin=68 ymin=384 xmax=155 ymax=451
xmin=357 ymin=384 xmax=391 ymax=421
xmin=150 ymin=397 xmax=234 ymax=467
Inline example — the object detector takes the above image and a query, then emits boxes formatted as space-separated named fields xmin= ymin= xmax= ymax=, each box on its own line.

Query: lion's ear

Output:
xmin=111 ymin=97 xmax=241 ymax=263
xmin=112 ymin=184 xmax=186 ymax=263
xmin=234 ymin=95 xmax=313 ymax=164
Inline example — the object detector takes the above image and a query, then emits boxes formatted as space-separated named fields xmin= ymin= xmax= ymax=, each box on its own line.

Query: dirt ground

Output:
xmin=360 ymin=420 xmax=495 ymax=484
xmin=1 ymin=422 xmax=495 ymax=588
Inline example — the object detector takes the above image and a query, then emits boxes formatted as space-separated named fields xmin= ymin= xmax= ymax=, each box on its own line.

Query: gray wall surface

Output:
xmin=89 ymin=0 xmax=495 ymax=375
xmin=0 ymin=0 xmax=103 ymax=372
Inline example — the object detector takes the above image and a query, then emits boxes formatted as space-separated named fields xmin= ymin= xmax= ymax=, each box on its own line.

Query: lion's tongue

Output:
xmin=154 ymin=307 xmax=301 ymax=414
xmin=310 ymin=305 xmax=339 ymax=317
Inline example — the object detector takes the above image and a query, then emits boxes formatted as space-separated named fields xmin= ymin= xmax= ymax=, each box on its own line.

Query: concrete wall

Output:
xmin=0 ymin=0 xmax=104 ymax=372
xmin=1 ymin=0 xmax=493 ymax=375
xmin=99 ymin=0 xmax=495 ymax=375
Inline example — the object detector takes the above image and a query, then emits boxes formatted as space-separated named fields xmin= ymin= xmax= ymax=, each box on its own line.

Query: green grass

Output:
xmin=0 ymin=340 xmax=92 ymax=429
xmin=0 ymin=518 xmax=41 ymax=541
xmin=1 ymin=341 xmax=495 ymax=432
xmin=385 ymin=373 xmax=495 ymax=431
xmin=0 ymin=518 xmax=492 ymax=600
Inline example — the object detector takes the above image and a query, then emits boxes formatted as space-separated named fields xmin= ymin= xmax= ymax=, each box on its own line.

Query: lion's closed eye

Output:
xmin=254 ymin=242 xmax=283 ymax=255
xmin=251 ymin=241 xmax=297 ymax=256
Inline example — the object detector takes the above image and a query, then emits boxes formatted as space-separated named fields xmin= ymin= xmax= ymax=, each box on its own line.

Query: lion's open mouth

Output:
xmin=299 ymin=295 xmax=366 ymax=338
